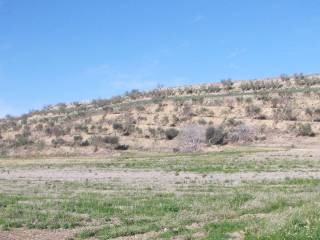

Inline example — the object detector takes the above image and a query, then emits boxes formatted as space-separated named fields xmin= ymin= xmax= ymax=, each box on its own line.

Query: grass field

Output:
xmin=1 ymin=147 xmax=320 ymax=239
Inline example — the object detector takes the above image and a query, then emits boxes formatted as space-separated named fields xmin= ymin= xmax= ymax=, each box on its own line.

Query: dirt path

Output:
xmin=1 ymin=168 xmax=320 ymax=184
xmin=0 ymin=228 xmax=80 ymax=240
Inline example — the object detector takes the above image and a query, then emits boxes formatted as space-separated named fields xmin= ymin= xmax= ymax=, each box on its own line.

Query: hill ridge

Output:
xmin=1 ymin=72 xmax=320 ymax=156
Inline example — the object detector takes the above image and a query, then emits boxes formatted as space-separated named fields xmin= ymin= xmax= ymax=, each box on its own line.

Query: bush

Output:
xmin=104 ymin=136 xmax=119 ymax=145
xmin=271 ymin=98 xmax=280 ymax=108
xmin=245 ymin=105 xmax=261 ymax=117
xmin=73 ymin=135 xmax=83 ymax=145
xmin=282 ymin=107 xmax=297 ymax=121
xmin=122 ymin=123 xmax=135 ymax=136
xmin=74 ymin=124 xmax=88 ymax=133
xmin=296 ymin=123 xmax=315 ymax=137
xmin=228 ymin=124 xmax=255 ymax=143
xmin=51 ymin=138 xmax=65 ymax=148
xmin=112 ymin=122 xmax=123 ymax=130
xmin=221 ymin=79 xmax=234 ymax=90
xmin=14 ymin=134 xmax=32 ymax=147
xmin=198 ymin=119 xmax=207 ymax=125
xmin=207 ymin=85 xmax=221 ymax=93
xmin=165 ymin=128 xmax=179 ymax=140
xmin=80 ymin=140 xmax=90 ymax=147
xmin=205 ymin=126 xmax=225 ymax=145
xmin=305 ymin=108 xmax=313 ymax=117
xmin=114 ymin=144 xmax=129 ymax=150
xmin=88 ymin=136 xmax=104 ymax=146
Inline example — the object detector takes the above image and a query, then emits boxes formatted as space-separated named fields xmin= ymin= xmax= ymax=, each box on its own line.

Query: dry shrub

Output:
xmin=178 ymin=124 xmax=205 ymax=152
xmin=228 ymin=124 xmax=256 ymax=143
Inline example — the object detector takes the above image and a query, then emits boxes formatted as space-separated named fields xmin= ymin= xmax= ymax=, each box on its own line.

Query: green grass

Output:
xmin=0 ymin=194 xmax=84 ymax=230
xmin=1 ymin=178 xmax=320 ymax=239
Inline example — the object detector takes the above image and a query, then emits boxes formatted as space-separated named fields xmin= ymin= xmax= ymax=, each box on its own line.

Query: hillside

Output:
xmin=1 ymin=73 xmax=320 ymax=157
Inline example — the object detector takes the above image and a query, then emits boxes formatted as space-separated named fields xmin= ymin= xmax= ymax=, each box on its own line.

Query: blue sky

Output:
xmin=1 ymin=0 xmax=320 ymax=116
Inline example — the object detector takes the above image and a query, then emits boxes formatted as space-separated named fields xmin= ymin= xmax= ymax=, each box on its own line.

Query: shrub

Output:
xmin=73 ymin=135 xmax=83 ymax=145
xmin=112 ymin=122 xmax=123 ymax=130
xmin=207 ymin=85 xmax=221 ymax=93
xmin=88 ymin=136 xmax=104 ymax=146
xmin=165 ymin=128 xmax=179 ymax=140
xmin=280 ymin=74 xmax=290 ymax=83
xmin=271 ymin=98 xmax=280 ymax=108
xmin=179 ymin=124 xmax=205 ymax=152
xmin=122 ymin=123 xmax=135 ymax=136
xmin=114 ymin=144 xmax=129 ymax=150
xmin=136 ymin=105 xmax=145 ymax=111
xmin=102 ymin=106 xmax=114 ymax=112
xmin=245 ymin=97 xmax=253 ymax=104
xmin=257 ymin=93 xmax=271 ymax=102
xmin=205 ymin=126 xmax=225 ymax=145
xmin=161 ymin=116 xmax=169 ymax=125
xmin=228 ymin=124 xmax=256 ymax=143
xmin=14 ymin=134 xmax=32 ymax=147
xmin=225 ymin=118 xmax=242 ymax=127
xmin=35 ymin=124 xmax=44 ymax=131
xmin=182 ymin=104 xmax=195 ymax=118
xmin=282 ymin=107 xmax=297 ymax=121
xmin=53 ymin=126 xmax=67 ymax=137
xmin=35 ymin=140 xmax=46 ymax=151
xmin=315 ymin=108 xmax=320 ymax=115
xmin=293 ymin=73 xmax=305 ymax=86
xmin=51 ymin=138 xmax=65 ymax=148
xmin=245 ymin=105 xmax=261 ymax=117
xmin=148 ymin=128 xmax=157 ymax=138
xmin=198 ymin=119 xmax=207 ymax=125
xmin=104 ymin=136 xmax=119 ymax=145
xmin=80 ymin=140 xmax=90 ymax=147
xmin=152 ymin=96 xmax=165 ymax=104
xmin=240 ymin=82 xmax=251 ymax=91
xmin=305 ymin=108 xmax=313 ymax=117
xmin=74 ymin=124 xmax=88 ymax=133
xmin=296 ymin=123 xmax=315 ymax=137
xmin=221 ymin=79 xmax=234 ymax=90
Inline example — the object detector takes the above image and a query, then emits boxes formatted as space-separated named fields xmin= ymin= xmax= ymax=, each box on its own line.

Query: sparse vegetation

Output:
xmin=2 ymin=148 xmax=320 ymax=239
xmin=0 ymin=73 xmax=319 ymax=155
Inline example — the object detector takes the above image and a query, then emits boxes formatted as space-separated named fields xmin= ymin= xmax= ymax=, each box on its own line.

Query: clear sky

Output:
xmin=1 ymin=0 xmax=320 ymax=116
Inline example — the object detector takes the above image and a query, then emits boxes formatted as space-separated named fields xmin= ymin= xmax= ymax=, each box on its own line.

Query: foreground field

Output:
xmin=1 ymin=147 xmax=320 ymax=239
